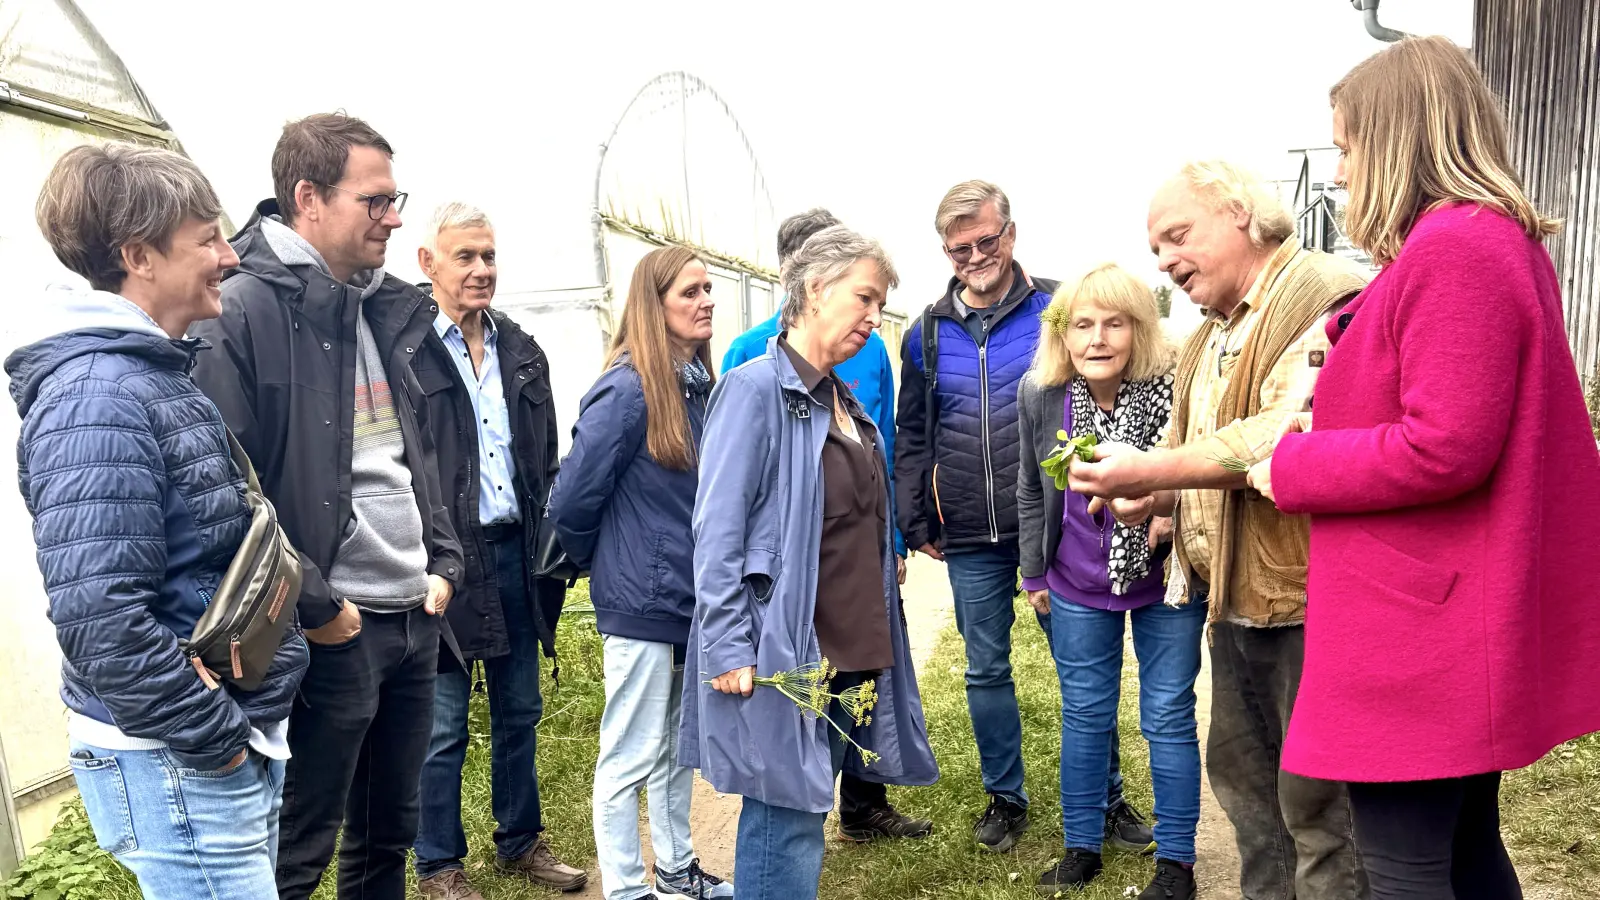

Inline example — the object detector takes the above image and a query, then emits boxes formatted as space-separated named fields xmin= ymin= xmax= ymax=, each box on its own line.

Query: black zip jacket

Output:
xmin=190 ymin=200 xmax=464 ymax=632
xmin=413 ymin=298 xmax=566 ymax=664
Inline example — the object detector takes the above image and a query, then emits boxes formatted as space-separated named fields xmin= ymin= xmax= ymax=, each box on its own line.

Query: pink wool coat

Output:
xmin=1271 ymin=203 xmax=1600 ymax=783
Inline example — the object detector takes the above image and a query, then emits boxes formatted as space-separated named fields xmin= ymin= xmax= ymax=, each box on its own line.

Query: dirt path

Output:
xmin=1191 ymin=640 xmax=1243 ymax=898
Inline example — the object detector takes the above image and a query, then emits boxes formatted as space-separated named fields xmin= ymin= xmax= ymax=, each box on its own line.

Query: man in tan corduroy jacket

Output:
xmin=1069 ymin=161 xmax=1371 ymax=900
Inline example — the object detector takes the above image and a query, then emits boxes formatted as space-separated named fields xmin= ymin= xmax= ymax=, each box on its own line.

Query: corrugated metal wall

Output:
xmin=1474 ymin=0 xmax=1600 ymax=381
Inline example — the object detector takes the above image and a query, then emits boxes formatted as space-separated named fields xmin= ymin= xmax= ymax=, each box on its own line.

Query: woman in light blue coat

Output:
xmin=680 ymin=226 xmax=938 ymax=900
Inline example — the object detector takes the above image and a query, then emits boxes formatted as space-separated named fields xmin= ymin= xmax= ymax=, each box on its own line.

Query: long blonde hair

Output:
xmin=604 ymin=246 xmax=715 ymax=471
xmin=1331 ymin=35 xmax=1559 ymax=266
xmin=1033 ymin=263 xmax=1173 ymax=388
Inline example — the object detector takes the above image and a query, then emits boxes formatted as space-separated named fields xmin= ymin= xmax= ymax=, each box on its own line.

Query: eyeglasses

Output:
xmin=315 ymin=183 xmax=408 ymax=221
xmin=943 ymin=221 xmax=1013 ymax=264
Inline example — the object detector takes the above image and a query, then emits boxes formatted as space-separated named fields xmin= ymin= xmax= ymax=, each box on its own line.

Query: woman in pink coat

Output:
xmin=1247 ymin=36 xmax=1600 ymax=900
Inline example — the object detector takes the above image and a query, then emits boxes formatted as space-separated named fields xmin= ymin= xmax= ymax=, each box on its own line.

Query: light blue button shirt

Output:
xmin=435 ymin=311 xmax=519 ymax=525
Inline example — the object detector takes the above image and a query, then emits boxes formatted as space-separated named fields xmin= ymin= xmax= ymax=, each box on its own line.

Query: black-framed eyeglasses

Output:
xmin=316 ymin=183 xmax=408 ymax=220
xmin=943 ymin=221 xmax=1013 ymax=264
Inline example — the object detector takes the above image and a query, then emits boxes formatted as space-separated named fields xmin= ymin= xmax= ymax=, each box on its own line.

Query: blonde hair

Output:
xmin=1033 ymin=263 xmax=1174 ymax=388
xmin=1332 ymin=35 xmax=1559 ymax=266
xmin=935 ymin=180 xmax=1010 ymax=237
xmin=605 ymin=246 xmax=715 ymax=471
xmin=1177 ymin=160 xmax=1295 ymax=249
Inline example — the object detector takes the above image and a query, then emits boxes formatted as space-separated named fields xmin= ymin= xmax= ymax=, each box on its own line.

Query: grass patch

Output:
xmin=3 ymin=586 xmax=606 ymax=900
xmin=816 ymin=597 xmax=1158 ymax=900
xmin=1503 ymin=733 xmax=1600 ymax=898
xmin=9 ymin=586 xmax=1600 ymax=898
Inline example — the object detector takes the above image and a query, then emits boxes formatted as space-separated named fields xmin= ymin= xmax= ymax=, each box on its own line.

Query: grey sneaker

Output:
xmin=496 ymin=836 xmax=589 ymax=892
xmin=655 ymin=858 xmax=734 ymax=898
xmin=417 ymin=869 xmax=483 ymax=900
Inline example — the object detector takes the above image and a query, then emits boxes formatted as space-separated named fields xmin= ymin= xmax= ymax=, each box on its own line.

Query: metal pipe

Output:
xmin=1351 ymin=0 xmax=1407 ymax=42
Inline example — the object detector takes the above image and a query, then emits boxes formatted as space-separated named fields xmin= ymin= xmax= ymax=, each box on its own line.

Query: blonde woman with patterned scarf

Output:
xmin=1015 ymin=263 xmax=1198 ymax=900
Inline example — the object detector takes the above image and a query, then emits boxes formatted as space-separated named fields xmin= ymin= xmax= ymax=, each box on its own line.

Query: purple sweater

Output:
xmin=1019 ymin=390 xmax=1168 ymax=612
xmin=1033 ymin=486 xmax=1167 ymax=611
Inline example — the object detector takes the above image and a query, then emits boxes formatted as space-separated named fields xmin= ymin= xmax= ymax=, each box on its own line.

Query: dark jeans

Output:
xmin=1347 ymin=772 xmax=1520 ymax=900
xmin=416 ymin=534 xmax=544 ymax=877
xmin=276 ymin=605 xmax=440 ymax=900
xmin=944 ymin=541 xmax=1125 ymax=810
xmin=1207 ymin=612 xmax=1367 ymax=900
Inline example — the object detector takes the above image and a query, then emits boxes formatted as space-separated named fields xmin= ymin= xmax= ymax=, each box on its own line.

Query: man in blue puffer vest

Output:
xmin=894 ymin=181 xmax=1153 ymax=855
xmin=721 ymin=207 xmax=928 ymax=844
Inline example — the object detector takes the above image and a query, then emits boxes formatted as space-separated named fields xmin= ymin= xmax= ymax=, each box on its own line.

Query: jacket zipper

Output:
xmin=978 ymin=323 xmax=999 ymax=543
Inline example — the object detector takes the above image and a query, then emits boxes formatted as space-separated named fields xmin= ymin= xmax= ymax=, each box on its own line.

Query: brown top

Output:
xmin=781 ymin=338 xmax=893 ymax=673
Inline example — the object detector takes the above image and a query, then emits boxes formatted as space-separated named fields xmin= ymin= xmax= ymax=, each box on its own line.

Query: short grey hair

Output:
xmin=776 ymin=208 xmax=840 ymax=263
xmin=779 ymin=225 xmax=900 ymax=328
xmin=424 ymin=201 xmax=493 ymax=252
xmin=935 ymin=180 xmax=1010 ymax=237
xmin=1177 ymin=160 xmax=1296 ymax=248
xmin=35 ymin=142 xmax=224 ymax=293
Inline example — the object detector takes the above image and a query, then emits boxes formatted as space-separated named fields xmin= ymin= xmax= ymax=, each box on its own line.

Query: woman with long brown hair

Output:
xmin=549 ymin=246 xmax=732 ymax=900
xmin=1248 ymin=36 xmax=1600 ymax=899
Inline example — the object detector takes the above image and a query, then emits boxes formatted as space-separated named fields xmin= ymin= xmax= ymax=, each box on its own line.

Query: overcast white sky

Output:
xmin=77 ymin=0 xmax=1473 ymax=316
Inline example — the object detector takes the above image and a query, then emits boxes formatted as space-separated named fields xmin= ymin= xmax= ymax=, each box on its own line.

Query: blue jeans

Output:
xmin=734 ymin=672 xmax=861 ymax=900
xmin=1051 ymin=591 xmax=1205 ymax=863
xmin=70 ymin=740 xmax=286 ymax=899
xmin=945 ymin=541 xmax=1125 ymax=808
xmin=416 ymin=534 xmax=545 ymax=878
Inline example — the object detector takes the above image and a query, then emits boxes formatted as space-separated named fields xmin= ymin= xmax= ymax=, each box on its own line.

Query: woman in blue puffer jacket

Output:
xmin=548 ymin=246 xmax=732 ymax=900
xmin=8 ymin=144 xmax=308 ymax=899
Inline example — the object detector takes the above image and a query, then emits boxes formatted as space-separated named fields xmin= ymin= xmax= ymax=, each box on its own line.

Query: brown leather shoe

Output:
xmin=417 ymin=869 xmax=484 ymax=900
xmin=496 ymin=836 xmax=589 ymax=892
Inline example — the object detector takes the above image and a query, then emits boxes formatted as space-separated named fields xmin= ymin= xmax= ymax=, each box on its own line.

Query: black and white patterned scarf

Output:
xmin=1069 ymin=374 xmax=1176 ymax=595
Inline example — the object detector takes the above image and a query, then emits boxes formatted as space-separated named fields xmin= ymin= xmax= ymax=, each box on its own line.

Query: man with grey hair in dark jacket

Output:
xmin=191 ymin=113 xmax=463 ymax=900
xmin=410 ymin=202 xmax=587 ymax=899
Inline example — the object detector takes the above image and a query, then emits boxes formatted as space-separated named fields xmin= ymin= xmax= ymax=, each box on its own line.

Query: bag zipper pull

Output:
xmin=191 ymin=655 xmax=221 ymax=691
xmin=230 ymin=639 xmax=243 ymax=679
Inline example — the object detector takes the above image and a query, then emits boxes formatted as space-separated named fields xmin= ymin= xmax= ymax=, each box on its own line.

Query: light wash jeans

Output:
xmin=69 ymin=740 xmax=286 ymax=899
xmin=593 ymin=635 xmax=696 ymax=900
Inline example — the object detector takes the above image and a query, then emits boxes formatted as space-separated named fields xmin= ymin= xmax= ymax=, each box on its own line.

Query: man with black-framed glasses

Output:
xmin=192 ymin=112 xmax=464 ymax=900
xmin=894 ymin=180 xmax=1154 ymax=856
